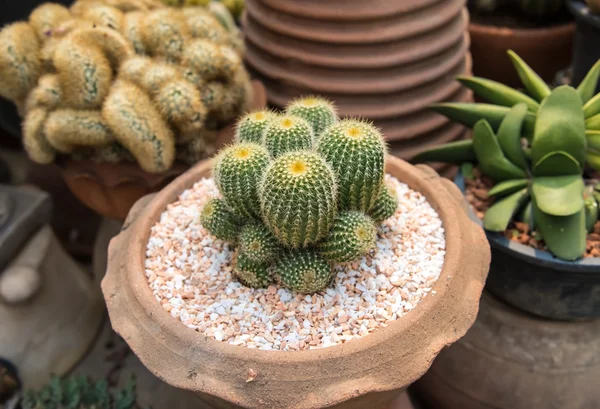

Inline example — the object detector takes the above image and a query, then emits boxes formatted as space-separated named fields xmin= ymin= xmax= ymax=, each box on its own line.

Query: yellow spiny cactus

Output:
xmin=53 ymin=39 xmax=113 ymax=109
xmin=102 ymin=80 xmax=175 ymax=173
xmin=0 ymin=0 xmax=252 ymax=173
xmin=45 ymin=109 xmax=114 ymax=153
xmin=22 ymin=108 xmax=56 ymax=164
xmin=141 ymin=9 xmax=189 ymax=62
xmin=82 ymin=5 xmax=125 ymax=31
xmin=0 ymin=23 xmax=41 ymax=102
xmin=29 ymin=3 xmax=71 ymax=40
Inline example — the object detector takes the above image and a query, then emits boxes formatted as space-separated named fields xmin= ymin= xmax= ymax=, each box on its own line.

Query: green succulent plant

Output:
xmin=21 ymin=375 xmax=138 ymax=409
xmin=415 ymin=80 xmax=598 ymax=261
xmin=416 ymin=51 xmax=600 ymax=173
xmin=200 ymin=97 xmax=397 ymax=293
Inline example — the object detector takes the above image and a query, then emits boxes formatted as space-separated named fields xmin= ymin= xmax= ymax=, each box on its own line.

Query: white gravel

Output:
xmin=144 ymin=175 xmax=445 ymax=351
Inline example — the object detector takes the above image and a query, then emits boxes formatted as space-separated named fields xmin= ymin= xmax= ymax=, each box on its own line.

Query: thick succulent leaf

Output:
xmin=533 ymin=151 xmax=582 ymax=176
xmin=488 ymin=179 xmax=529 ymax=197
xmin=507 ymin=50 xmax=551 ymax=102
xmin=412 ymin=140 xmax=476 ymax=164
xmin=534 ymin=201 xmax=586 ymax=261
xmin=584 ymin=187 xmax=599 ymax=233
xmin=588 ymin=151 xmax=600 ymax=172
xmin=532 ymin=86 xmax=587 ymax=174
xmin=586 ymin=130 xmax=600 ymax=152
xmin=457 ymin=76 xmax=539 ymax=112
xmin=583 ymin=91 xmax=600 ymax=119
xmin=577 ymin=59 xmax=600 ymax=104
xmin=430 ymin=103 xmax=536 ymax=136
xmin=473 ymin=120 xmax=527 ymax=181
xmin=496 ymin=103 xmax=529 ymax=169
xmin=586 ymin=113 xmax=600 ymax=130
xmin=531 ymin=175 xmax=584 ymax=216
xmin=483 ymin=188 xmax=529 ymax=231
xmin=517 ymin=200 xmax=535 ymax=230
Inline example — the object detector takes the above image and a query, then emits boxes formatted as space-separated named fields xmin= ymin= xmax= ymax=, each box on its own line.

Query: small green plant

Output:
xmin=415 ymin=66 xmax=600 ymax=260
xmin=21 ymin=375 xmax=137 ymax=409
xmin=201 ymin=97 xmax=397 ymax=293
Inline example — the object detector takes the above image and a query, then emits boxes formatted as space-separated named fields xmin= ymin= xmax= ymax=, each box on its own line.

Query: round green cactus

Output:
xmin=275 ymin=249 xmax=333 ymax=294
xmin=234 ymin=110 xmax=275 ymax=144
xmin=239 ymin=222 xmax=280 ymax=263
xmin=260 ymin=151 xmax=337 ymax=248
xmin=319 ymin=211 xmax=377 ymax=263
xmin=200 ymin=198 xmax=241 ymax=242
xmin=285 ymin=96 xmax=337 ymax=138
xmin=232 ymin=251 xmax=273 ymax=288
xmin=213 ymin=143 xmax=270 ymax=219
xmin=317 ymin=119 xmax=386 ymax=212
xmin=369 ymin=184 xmax=398 ymax=223
xmin=262 ymin=114 xmax=314 ymax=158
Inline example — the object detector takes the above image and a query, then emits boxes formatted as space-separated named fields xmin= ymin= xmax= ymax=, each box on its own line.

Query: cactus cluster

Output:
xmin=160 ymin=0 xmax=245 ymax=21
xmin=0 ymin=0 xmax=252 ymax=173
xmin=201 ymin=97 xmax=398 ymax=294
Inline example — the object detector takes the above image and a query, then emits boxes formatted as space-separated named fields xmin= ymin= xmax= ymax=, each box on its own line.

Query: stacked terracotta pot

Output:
xmin=243 ymin=0 xmax=472 ymax=174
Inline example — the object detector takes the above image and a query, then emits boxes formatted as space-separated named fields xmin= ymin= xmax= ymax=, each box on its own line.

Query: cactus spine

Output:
xmin=317 ymin=119 xmax=386 ymax=212
xmin=262 ymin=115 xmax=314 ymax=158
xmin=369 ymin=184 xmax=398 ymax=223
xmin=275 ymin=249 xmax=333 ymax=294
xmin=260 ymin=151 xmax=338 ymax=248
xmin=286 ymin=96 xmax=337 ymax=138
xmin=200 ymin=198 xmax=241 ymax=242
xmin=239 ymin=222 xmax=280 ymax=263
xmin=232 ymin=251 xmax=273 ymax=288
xmin=235 ymin=110 xmax=275 ymax=144
xmin=214 ymin=143 xmax=270 ymax=219
xmin=45 ymin=109 xmax=114 ymax=153
xmin=319 ymin=211 xmax=377 ymax=263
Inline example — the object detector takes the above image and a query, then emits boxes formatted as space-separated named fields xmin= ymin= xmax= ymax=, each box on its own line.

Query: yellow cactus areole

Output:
xmin=0 ymin=0 xmax=252 ymax=173
xmin=289 ymin=159 xmax=308 ymax=176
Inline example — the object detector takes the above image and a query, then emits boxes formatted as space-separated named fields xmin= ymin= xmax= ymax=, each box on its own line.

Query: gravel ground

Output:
xmin=144 ymin=175 xmax=445 ymax=351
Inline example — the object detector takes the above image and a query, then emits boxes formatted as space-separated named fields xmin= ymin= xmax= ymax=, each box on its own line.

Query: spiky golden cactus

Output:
xmin=0 ymin=23 xmax=41 ymax=102
xmin=0 ymin=0 xmax=252 ymax=173
xmin=102 ymin=80 xmax=175 ymax=172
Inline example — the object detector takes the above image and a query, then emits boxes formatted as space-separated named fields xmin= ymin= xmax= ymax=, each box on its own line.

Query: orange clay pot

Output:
xmin=102 ymin=157 xmax=490 ymax=409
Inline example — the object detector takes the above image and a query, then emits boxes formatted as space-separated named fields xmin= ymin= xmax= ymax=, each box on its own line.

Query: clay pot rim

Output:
xmin=454 ymin=171 xmax=600 ymax=272
xmin=469 ymin=20 xmax=576 ymax=39
xmin=111 ymin=155 xmax=487 ymax=361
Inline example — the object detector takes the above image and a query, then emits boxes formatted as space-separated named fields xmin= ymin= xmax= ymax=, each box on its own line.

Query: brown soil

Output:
xmin=464 ymin=169 xmax=600 ymax=259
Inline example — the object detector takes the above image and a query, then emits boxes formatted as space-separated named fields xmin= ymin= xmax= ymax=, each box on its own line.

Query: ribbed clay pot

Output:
xmin=469 ymin=21 xmax=575 ymax=89
xmin=102 ymin=157 xmax=490 ymax=409
xmin=413 ymin=292 xmax=600 ymax=409
xmin=58 ymin=81 xmax=266 ymax=222
xmin=243 ymin=0 xmax=472 ymax=161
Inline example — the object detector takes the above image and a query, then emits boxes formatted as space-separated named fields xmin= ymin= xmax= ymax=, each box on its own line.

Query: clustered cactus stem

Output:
xmin=0 ymin=0 xmax=252 ymax=172
xmin=201 ymin=97 xmax=398 ymax=294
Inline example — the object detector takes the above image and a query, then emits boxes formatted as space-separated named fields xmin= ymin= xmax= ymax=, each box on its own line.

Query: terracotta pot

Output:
xmin=243 ymin=0 xmax=473 ymax=151
xmin=413 ymin=292 xmax=600 ymax=409
xmin=58 ymin=80 xmax=267 ymax=222
xmin=469 ymin=21 xmax=575 ymax=89
xmin=101 ymin=157 xmax=490 ymax=409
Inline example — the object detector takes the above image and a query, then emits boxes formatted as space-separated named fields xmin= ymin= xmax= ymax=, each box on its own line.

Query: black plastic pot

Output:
xmin=455 ymin=172 xmax=600 ymax=321
xmin=568 ymin=0 xmax=600 ymax=94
